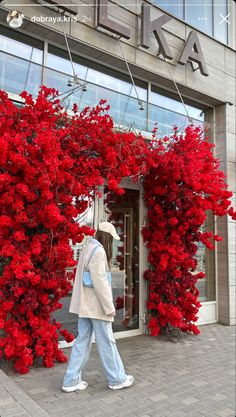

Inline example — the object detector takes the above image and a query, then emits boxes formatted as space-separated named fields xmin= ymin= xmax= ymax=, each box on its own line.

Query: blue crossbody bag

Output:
xmin=83 ymin=245 xmax=112 ymax=288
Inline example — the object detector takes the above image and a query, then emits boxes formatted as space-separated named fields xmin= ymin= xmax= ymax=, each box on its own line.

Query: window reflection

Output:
xmin=195 ymin=217 xmax=216 ymax=301
xmin=0 ymin=52 xmax=42 ymax=97
xmin=0 ymin=34 xmax=43 ymax=64
xmin=185 ymin=0 xmax=213 ymax=35
xmin=45 ymin=49 xmax=204 ymax=135
xmin=213 ymin=0 xmax=228 ymax=43
xmin=86 ymin=68 xmax=147 ymax=101
xmin=149 ymin=88 xmax=204 ymax=136
xmin=47 ymin=52 xmax=88 ymax=79
xmin=150 ymin=90 xmax=204 ymax=121
xmin=153 ymin=0 xmax=184 ymax=18
xmin=0 ymin=25 xmax=205 ymax=138
xmin=104 ymin=187 xmax=140 ymax=332
xmin=44 ymin=67 xmax=148 ymax=131
xmin=153 ymin=0 xmax=228 ymax=44
xmin=148 ymin=104 xmax=194 ymax=137
xmin=0 ymin=46 xmax=203 ymax=137
xmin=47 ymin=51 xmax=147 ymax=101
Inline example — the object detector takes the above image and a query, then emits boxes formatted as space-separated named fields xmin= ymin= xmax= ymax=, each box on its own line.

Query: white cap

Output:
xmin=98 ymin=221 xmax=120 ymax=240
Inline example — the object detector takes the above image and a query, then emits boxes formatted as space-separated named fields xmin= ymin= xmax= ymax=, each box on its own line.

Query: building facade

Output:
xmin=0 ymin=0 xmax=235 ymax=343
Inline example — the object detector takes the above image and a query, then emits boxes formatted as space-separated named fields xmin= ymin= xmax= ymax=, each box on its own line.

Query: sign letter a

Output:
xmin=178 ymin=31 xmax=209 ymax=76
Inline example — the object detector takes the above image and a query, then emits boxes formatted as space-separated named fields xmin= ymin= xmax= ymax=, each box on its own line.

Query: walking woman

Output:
xmin=62 ymin=221 xmax=134 ymax=392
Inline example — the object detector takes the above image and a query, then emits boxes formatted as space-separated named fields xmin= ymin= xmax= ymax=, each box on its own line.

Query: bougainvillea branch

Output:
xmin=142 ymin=126 xmax=236 ymax=337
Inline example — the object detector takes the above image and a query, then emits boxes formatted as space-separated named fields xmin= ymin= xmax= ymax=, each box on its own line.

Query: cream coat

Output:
xmin=69 ymin=238 xmax=115 ymax=322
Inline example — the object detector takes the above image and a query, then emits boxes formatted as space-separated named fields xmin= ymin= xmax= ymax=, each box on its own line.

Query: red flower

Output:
xmin=213 ymin=234 xmax=223 ymax=242
xmin=148 ymin=317 xmax=161 ymax=336
xmin=0 ymin=215 xmax=12 ymax=227
xmin=59 ymin=329 xmax=74 ymax=343
xmin=14 ymin=231 xmax=26 ymax=241
xmin=168 ymin=217 xmax=178 ymax=227
xmin=16 ymin=184 xmax=29 ymax=196
xmin=115 ymin=296 xmax=124 ymax=310
xmin=1 ymin=243 xmax=15 ymax=256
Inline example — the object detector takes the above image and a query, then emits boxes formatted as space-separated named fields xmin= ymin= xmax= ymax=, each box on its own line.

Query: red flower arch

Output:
xmin=0 ymin=87 xmax=235 ymax=373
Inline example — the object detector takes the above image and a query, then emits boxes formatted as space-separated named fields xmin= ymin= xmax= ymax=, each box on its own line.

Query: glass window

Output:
xmin=149 ymin=87 xmax=205 ymax=136
xmin=148 ymin=103 xmax=198 ymax=137
xmin=213 ymin=0 xmax=228 ymax=44
xmin=47 ymin=46 xmax=147 ymax=101
xmin=195 ymin=217 xmax=216 ymax=301
xmin=154 ymin=0 xmax=228 ymax=44
xmin=150 ymin=90 xmax=204 ymax=121
xmin=47 ymin=52 xmax=88 ymax=79
xmin=0 ymin=34 xmax=43 ymax=64
xmin=86 ymin=69 xmax=147 ymax=101
xmin=44 ymin=67 xmax=148 ymax=131
xmin=195 ymin=241 xmax=206 ymax=300
xmin=185 ymin=0 xmax=213 ymax=36
xmin=0 ymin=52 xmax=42 ymax=97
xmin=153 ymin=0 xmax=184 ymax=19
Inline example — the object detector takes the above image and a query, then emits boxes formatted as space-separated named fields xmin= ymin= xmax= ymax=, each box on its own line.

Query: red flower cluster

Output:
xmin=0 ymin=86 xmax=152 ymax=373
xmin=143 ymin=126 xmax=235 ymax=336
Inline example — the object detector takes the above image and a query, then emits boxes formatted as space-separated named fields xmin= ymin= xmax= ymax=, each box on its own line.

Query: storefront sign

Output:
xmin=28 ymin=0 xmax=209 ymax=76
xmin=97 ymin=0 xmax=209 ymax=77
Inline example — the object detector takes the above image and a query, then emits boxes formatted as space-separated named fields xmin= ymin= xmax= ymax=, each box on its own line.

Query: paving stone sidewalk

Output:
xmin=0 ymin=323 xmax=235 ymax=417
xmin=0 ymin=369 xmax=50 ymax=417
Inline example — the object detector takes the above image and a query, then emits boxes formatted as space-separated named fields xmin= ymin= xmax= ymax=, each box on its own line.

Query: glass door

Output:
xmin=103 ymin=186 xmax=141 ymax=334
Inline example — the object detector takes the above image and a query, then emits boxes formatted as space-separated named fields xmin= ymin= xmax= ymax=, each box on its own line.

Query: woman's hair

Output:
xmin=95 ymin=230 xmax=113 ymax=265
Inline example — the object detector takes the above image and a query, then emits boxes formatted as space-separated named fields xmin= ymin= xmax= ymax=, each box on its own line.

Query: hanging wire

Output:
xmin=59 ymin=17 xmax=192 ymax=127
xmin=117 ymin=36 xmax=193 ymax=129
xmin=61 ymin=18 xmax=77 ymax=79
xmin=60 ymin=15 xmax=87 ymax=92
xmin=117 ymin=37 xmax=144 ymax=111
xmin=55 ymin=85 xmax=81 ymax=99
xmin=77 ymin=67 xmax=89 ymax=110
xmin=60 ymin=88 xmax=80 ymax=107
xmin=161 ymin=55 xmax=193 ymax=125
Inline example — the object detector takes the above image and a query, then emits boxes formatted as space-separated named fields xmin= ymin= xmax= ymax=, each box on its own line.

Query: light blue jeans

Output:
xmin=63 ymin=317 xmax=127 ymax=387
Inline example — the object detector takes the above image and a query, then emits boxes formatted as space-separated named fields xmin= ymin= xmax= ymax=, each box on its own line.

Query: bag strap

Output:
xmin=85 ymin=245 xmax=100 ymax=271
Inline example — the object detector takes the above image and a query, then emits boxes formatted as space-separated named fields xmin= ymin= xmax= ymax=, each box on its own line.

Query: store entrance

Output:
xmin=56 ymin=184 xmax=143 ymax=348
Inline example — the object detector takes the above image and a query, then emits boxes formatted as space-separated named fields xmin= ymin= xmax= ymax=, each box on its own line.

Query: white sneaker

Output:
xmin=108 ymin=375 xmax=134 ymax=390
xmin=62 ymin=380 xmax=88 ymax=393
